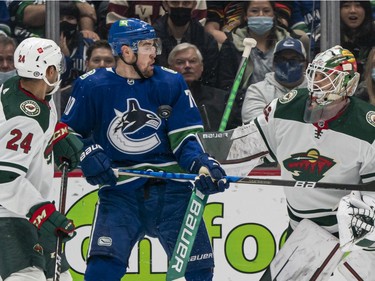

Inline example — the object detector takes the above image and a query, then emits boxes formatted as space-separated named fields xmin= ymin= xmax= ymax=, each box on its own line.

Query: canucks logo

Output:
xmin=283 ymin=149 xmax=336 ymax=181
xmin=107 ymin=99 xmax=161 ymax=154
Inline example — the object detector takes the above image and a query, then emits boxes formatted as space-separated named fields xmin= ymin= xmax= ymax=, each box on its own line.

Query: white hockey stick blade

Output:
xmin=197 ymin=123 xmax=269 ymax=165
xmin=261 ymin=219 xmax=344 ymax=281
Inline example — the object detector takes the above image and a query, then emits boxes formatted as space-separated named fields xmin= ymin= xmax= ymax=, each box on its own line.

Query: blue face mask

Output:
xmin=0 ymin=69 xmax=17 ymax=85
xmin=372 ymin=67 xmax=375 ymax=82
xmin=247 ymin=16 xmax=274 ymax=35
xmin=274 ymin=60 xmax=304 ymax=84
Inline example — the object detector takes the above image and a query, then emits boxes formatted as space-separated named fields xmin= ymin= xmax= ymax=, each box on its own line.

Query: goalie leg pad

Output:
xmin=337 ymin=250 xmax=375 ymax=281
xmin=261 ymin=219 xmax=344 ymax=281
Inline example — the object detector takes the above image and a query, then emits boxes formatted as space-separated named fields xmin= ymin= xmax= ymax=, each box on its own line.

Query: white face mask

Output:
xmin=372 ymin=67 xmax=375 ymax=82
xmin=0 ymin=69 xmax=17 ymax=85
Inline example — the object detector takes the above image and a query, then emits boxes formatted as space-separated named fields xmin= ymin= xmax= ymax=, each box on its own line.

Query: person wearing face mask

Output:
xmin=0 ymin=35 xmax=17 ymax=85
xmin=354 ymin=47 xmax=375 ymax=105
xmin=216 ymin=1 xmax=309 ymax=94
xmin=153 ymin=0 xmax=219 ymax=86
xmin=59 ymin=1 xmax=95 ymax=91
xmin=242 ymin=37 xmax=308 ymax=123
xmin=8 ymin=0 xmax=98 ymax=44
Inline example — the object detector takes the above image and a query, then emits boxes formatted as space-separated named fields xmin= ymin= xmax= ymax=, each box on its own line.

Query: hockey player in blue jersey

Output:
xmin=61 ymin=18 xmax=229 ymax=281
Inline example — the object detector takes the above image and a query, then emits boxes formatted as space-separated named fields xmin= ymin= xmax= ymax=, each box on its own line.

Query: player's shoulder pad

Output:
xmin=0 ymin=78 xmax=51 ymax=132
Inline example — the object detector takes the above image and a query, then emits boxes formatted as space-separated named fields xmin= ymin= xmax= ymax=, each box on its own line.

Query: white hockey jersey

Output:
xmin=0 ymin=77 xmax=57 ymax=218
xmin=254 ymin=88 xmax=375 ymax=233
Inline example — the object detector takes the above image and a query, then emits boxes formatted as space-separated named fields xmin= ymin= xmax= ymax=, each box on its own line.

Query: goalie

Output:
xmin=201 ymin=45 xmax=375 ymax=280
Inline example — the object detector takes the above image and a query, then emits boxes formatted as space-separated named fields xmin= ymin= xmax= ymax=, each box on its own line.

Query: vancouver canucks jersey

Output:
xmin=0 ymin=76 xmax=57 ymax=218
xmin=254 ymin=88 xmax=375 ymax=233
xmin=62 ymin=66 xmax=204 ymax=188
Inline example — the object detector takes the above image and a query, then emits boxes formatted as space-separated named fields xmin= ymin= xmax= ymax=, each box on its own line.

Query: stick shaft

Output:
xmin=54 ymin=162 xmax=69 ymax=281
xmin=115 ymin=169 xmax=373 ymax=191
xmin=219 ymin=56 xmax=249 ymax=131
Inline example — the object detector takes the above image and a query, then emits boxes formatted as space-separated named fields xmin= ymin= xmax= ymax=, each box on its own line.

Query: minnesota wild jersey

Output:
xmin=254 ymin=88 xmax=375 ymax=233
xmin=0 ymin=76 xmax=57 ymax=218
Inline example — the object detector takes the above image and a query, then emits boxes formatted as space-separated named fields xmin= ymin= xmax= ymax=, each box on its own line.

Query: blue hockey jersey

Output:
xmin=62 ymin=66 xmax=205 ymax=187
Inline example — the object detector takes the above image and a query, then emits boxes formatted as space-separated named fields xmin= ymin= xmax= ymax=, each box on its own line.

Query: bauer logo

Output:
xmin=98 ymin=236 xmax=112 ymax=247
xmin=20 ymin=100 xmax=40 ymax=116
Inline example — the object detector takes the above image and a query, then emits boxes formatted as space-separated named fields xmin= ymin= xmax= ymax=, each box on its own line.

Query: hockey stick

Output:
xmin=54 ymin=162 xmax=69 ymax=281
xmin=164 ymin=38 xmax=257 ymax=281
xmin=219 ymin=37 xmax=257 ymax=131
xmin=114 ymin=169 xmax=374 ymax=192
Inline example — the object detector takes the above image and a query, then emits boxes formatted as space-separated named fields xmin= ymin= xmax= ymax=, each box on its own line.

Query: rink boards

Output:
xmin=53 ymin=168 xmax=345 ymax=281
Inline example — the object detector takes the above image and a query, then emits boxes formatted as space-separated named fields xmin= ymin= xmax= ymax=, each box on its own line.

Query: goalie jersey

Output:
xmin=254 ymin=88 xmax=375 ymax=234
xmin=62 ymin=66 xmax=204 ymax=189
xmin=0 ymin=76 xmax=57 ymax=218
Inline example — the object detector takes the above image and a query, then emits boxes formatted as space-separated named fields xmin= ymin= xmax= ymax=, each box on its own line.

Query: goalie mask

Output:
xmin=304 ymin=45 xmax=360 ymax=123
xmin=14 ymin=37 xmax=65 ymax=94
xmin=108 ymin=18 xmax=161 ymax=56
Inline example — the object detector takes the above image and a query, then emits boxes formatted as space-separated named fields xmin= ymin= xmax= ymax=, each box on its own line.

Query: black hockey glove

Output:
xmin=53 ymin=122 xmax=83 ymax=171
xmin=80 ymin=144 xmax=117 ymax=186
xmin=27 ymin=202 xmax=76 ymax=242
xmin=190 ymin=153 xmax=229 ymax=195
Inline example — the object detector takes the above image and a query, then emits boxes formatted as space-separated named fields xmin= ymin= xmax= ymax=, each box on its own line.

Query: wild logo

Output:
xmin=279 ymin=90 xmax=297 ymax=104
xmin=20 ymin=100 xmax=40 ymax=116
xmin=366 ymin=111 xmax=375 ymax=127
xmin=283 ymin=149 xmax=336 ymax=182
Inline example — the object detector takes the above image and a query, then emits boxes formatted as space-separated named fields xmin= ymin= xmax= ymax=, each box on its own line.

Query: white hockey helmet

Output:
xmin=306 ymin=45 xmax=360 ymax=106
xmin=14 ymin=37 xmax=65 ymax=90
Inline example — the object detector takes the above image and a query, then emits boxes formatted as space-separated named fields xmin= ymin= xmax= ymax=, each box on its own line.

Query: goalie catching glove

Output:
xmin=27 ymin=202 xmax=76 ymax=242
xmin=190 ymin=153 xmax=229 ymax=195
xmin=337 ymin=191 xmax=375 ymax=252
xmin=53 ymin=122 xmax=83 ymax=171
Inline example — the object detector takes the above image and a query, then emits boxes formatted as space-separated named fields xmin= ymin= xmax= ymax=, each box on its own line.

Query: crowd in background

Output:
xmin=1 ymin=0 xmax=375 ymax=129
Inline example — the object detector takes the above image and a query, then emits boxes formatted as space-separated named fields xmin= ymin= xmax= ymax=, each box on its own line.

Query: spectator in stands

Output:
xmin=340 ymin=0 xmax=375 ymax=81
xmin=153 ymin=0 xmax=219 ymax=86
xmin=290 ymin=1 xmax=321 ymax=59
xmin=204 ymin=1 xmax=244 ymax=44
xmin=104 ymin=0 xmax=207 ymax=39
xmin=168 ymin=43 xmax=230 ymax=131
xmin=61 ymin=39 xmax=115 ymax=113
xmin=85 ymin=39 xmax=115 ymax=71
xmin=354 ymin=47 xmax=375 ymax=105
xmin=0 ymin=35 xmax=17 ymax=85
xmin=59 ymin=1 xmax=95 ymax=89
xmin=0 ymin=0 xmax=11 ymax=37
xmin=242 ymin=37 xmax=308 ymax=123
xmin=8 ymin=0 xmax=99 ymax=43
xmin=216 ymin=0 xmax=309 ymax=93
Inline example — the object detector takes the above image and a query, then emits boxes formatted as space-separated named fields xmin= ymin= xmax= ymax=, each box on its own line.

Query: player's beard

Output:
xmin=141 ymin=64 xmax=154 ymax=78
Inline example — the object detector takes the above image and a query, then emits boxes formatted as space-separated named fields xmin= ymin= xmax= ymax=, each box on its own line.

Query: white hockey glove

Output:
xmin=337 ymin=191 xmax=375 ymax=252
